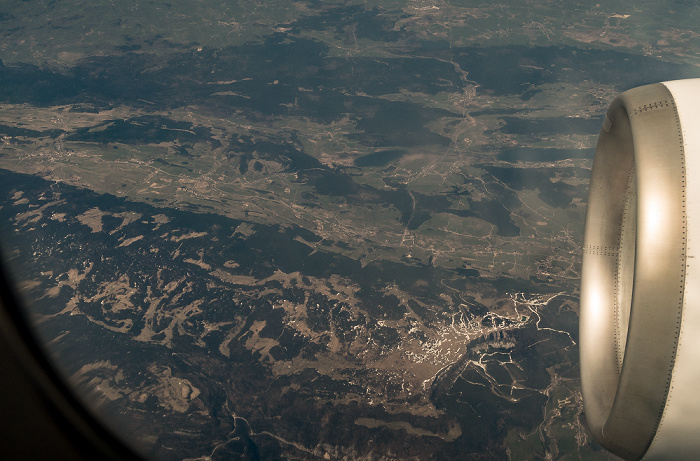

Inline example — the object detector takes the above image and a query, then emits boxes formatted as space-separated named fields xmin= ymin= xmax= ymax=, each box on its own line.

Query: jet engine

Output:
xmin=581 ymin=79 xmax=700 ymax=460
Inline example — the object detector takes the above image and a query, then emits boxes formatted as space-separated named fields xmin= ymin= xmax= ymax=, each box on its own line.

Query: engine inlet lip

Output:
xmin=580 ymin=82 xmax=687 ymax=460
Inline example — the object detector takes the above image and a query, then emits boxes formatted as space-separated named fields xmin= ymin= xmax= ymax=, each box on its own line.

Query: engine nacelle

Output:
xmin=581 ymin=79 xmax=700 ymax=460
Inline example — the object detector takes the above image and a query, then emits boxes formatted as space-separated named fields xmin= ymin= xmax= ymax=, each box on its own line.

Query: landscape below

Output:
xmin=2 ymin=1 xmax=699 ymax=459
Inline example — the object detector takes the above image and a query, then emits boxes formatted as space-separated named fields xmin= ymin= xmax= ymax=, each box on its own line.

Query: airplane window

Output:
xmin=0 ymin=1 xmax=697 ymax=459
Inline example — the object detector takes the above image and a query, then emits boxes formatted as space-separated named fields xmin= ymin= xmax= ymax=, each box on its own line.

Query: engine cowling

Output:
xmin=581 ymin=79 xmax=700 ymax=460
